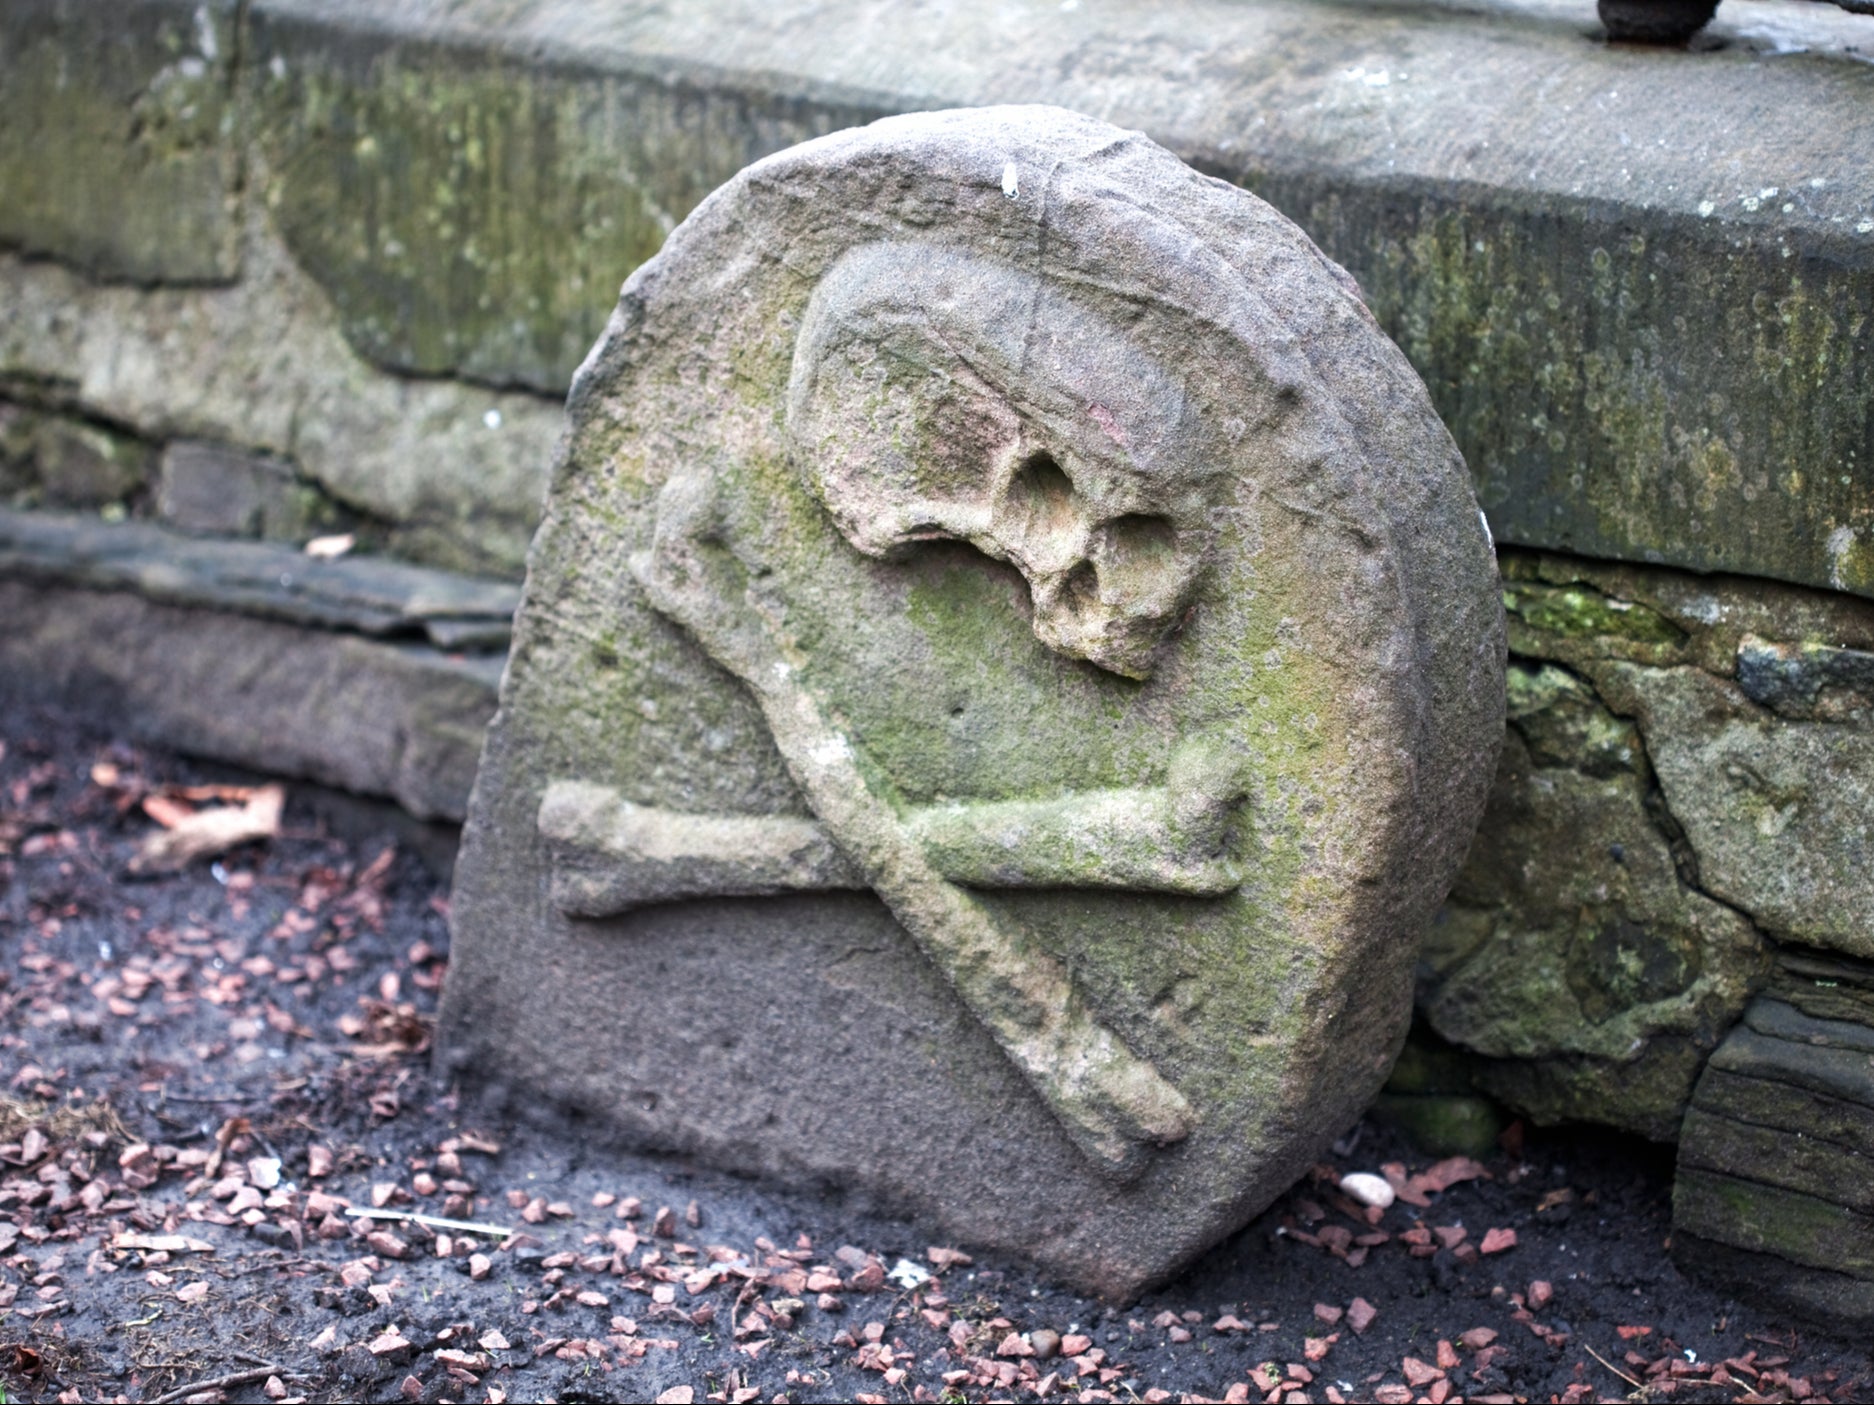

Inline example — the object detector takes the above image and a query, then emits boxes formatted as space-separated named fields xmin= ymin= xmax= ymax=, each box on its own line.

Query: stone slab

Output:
xmin=0 ymin=0 xmax=242 ymax=282
xmin=238 ymin=0 xmax=1874 ymax=597
xmin=442 ymin=107 xmax=1504 ymax=1296
xmin=0 ymin=580 xmax=500 ymax=822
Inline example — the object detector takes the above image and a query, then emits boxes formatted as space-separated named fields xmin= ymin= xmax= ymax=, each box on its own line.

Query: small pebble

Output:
xmin=1339 ymin=1172 xmax=1396 ymax=1209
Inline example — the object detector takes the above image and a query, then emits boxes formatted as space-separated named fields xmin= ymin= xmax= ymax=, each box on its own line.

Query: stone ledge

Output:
xmin=0 ymin=510 xmax=519 ymax=651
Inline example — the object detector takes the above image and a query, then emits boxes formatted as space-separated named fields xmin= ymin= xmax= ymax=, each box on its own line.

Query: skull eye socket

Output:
xmin=1095 ymin=513 xmax=1179 ymax=597
xmin=1062 ymin=560 xmax=1101 ymax=615
xmin=1005 ymin=450 xmax=1080 ymax=545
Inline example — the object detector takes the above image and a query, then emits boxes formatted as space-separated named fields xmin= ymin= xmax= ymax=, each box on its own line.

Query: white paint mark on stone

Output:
xmin=1477 ymin=508 xmax=1494 ymax=550
xmin=483 ymin=408 xmax=503 ymax=429
xmin=1002 ymin=162 xmax=1020 ymax=199
xmin=1696 ymin=200 xmax=1716 ymax=218
xmin=1857 ymin=219 xmax=1874 ymax=235
xmin=1342 ymin=66 xmax=1392 ymax=87
xmin=1828 ymin=525 xmax=1858 ymax=590
xmin=810 ymin=735 xmax=853 ymax=767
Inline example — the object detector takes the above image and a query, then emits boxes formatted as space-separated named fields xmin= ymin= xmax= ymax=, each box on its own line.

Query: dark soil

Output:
xmin=1 ymin=700 xmax=1868 ymax=1405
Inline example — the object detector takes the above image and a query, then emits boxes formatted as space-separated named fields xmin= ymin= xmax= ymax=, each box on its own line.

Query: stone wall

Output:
xmin=1426 ymin=549 xmax=1873 ymax=1140
xmin=4 ymin=0 xmax=1873 ymax=1317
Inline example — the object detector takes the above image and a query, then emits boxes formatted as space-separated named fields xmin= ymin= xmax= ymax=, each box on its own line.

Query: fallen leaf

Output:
xmin=202 ymin=1115 xmax=249 ymax=1179
xmin=1479 ymin=1227 xmax=1518 ymax=1254
xmin=305 ymin=533 xmax=356 ymax=559
xmin=1402 ymin=1356 xmax=1444 ymax=1387
xmin=131 ymin=786 xmax=284 ymax=874
xmin=1419 ymin=1156 xmax=1489 ymax=1192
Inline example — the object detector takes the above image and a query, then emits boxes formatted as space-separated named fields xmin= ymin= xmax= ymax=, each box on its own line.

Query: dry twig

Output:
xmin=1585 ymin=1342 xmax=1645 ymax=1391
xmin=145 ymin=1364 xmax=291 ymax=1404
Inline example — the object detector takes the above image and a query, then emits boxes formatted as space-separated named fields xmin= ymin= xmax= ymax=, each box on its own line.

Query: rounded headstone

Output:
xmin=442 ymin=106 xmax=1504 ymax=1296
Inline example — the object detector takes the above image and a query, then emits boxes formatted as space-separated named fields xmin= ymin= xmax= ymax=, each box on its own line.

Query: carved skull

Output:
xmin=788 ymin=243 xmax=1220 ymax=680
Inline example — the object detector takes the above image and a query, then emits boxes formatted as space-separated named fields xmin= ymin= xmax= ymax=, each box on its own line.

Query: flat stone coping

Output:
xmin=0 ymin=510 xmax=519 ymax=651
xmin=240 ymin=0 xmax=1874 ymax=599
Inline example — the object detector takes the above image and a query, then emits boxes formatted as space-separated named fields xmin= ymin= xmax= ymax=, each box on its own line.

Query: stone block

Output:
xmin=1420 ymin=659 xmax=1766 ymax=1140
xmin=0 ymin=405 xmax=157 ymax=511
xmin=1594 ymin=662 xmax=1874 ymax=961
xmin=0 ymin=0 xmax=241 ymax=282
xmin=226 ymin=0 xmax=1874 ymax=599
xmin=442 ymin=108 xmax=1504 ymax=1296
xmin=7 ymin=0 xmax=1870 ymax=592
xmin=156 ymin=439 xmax=345 ymax=541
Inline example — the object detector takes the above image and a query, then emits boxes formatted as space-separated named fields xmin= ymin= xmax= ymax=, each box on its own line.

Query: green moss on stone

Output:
xmin=0 ymin=0 xmax=240 ymax=282
xmin=1675 ymin=1168 xmax=1874 ymax=1277
xmin=250 ymin=15 xmax=873 ymax=392
xmin=1503 ymin=583 xmax=1685 ymax=648
xmin=1248 ymin=174 xmax=1874 ymax=602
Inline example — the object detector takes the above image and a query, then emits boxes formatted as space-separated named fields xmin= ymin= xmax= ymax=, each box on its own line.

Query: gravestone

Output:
xmin=440 ymin=106 xmax=1505 ymax=1296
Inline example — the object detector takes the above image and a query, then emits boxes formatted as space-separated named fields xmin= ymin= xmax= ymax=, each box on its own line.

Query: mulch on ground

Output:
xmin=1 ymin=701 xmax=1867 ymax=1405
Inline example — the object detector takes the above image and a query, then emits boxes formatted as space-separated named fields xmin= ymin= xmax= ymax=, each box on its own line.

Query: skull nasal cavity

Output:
xmin=1008 ymin=451 xmax=1080 ymax=542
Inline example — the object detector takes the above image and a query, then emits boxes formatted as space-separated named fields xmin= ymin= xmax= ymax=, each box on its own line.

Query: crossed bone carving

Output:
xmin=539 ymin=246 xmax=1250 ymax=1178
